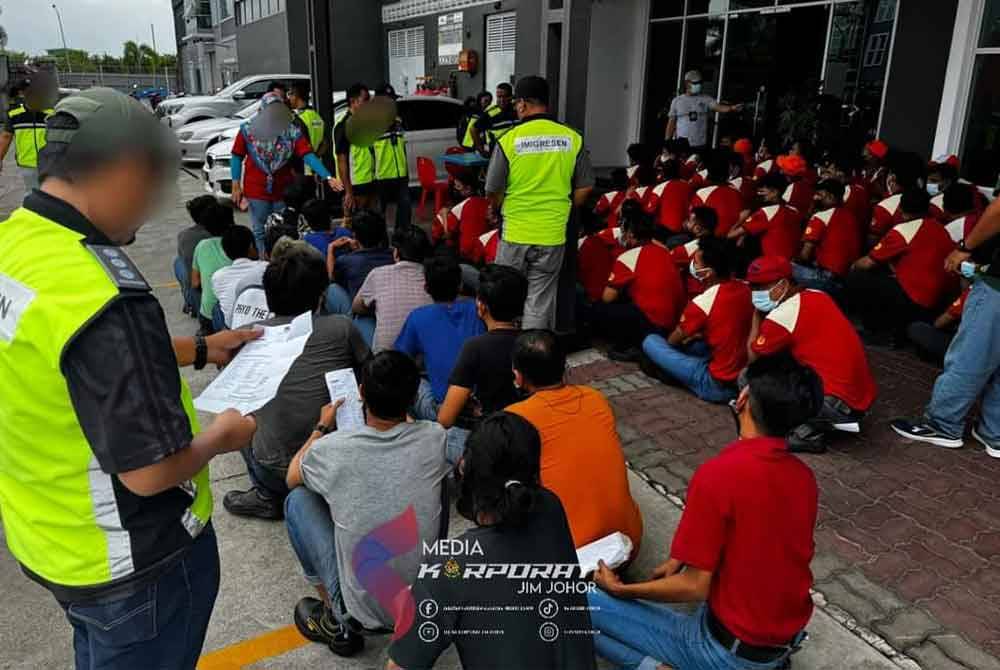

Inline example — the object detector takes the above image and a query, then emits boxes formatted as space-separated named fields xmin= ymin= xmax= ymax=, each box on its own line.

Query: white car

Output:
xmin=157 ymin=73 xmax=310 ymax=128
xmin=203 ymin=95 xmax=466 ymax=196
xmin=177 ymin=101 xmax=259 ymax=165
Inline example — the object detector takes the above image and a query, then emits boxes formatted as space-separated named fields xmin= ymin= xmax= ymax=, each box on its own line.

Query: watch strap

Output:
xmin=194 ymin=335 xmax=208 ymax=371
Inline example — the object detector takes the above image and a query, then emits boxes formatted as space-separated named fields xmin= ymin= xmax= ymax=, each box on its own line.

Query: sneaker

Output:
xmin=294 ymin=597 xmax=340 ymax=644
xmin=890 ymin=419 xmax=963 ymax=449
xmin=787 ymin=425 xmax=827 ymax=454
xmin=328 ymin=624 xmax=364 ymax=658
xmin=972 ymin=426 xmax=1000 ymax=459
xmin=223 ymin=487 xmax=284 ymax=520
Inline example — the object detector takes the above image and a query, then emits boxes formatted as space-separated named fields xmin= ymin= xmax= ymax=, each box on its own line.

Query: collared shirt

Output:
xmin=671 ymin=436 xmax=817 ymax=646
xmin=356 ymin=260 xmax=432 ymax=352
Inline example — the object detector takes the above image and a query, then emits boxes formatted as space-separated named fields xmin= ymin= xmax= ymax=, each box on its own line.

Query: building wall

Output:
xmin=330 ymin=0 xmax=384 ymax=90
xmin=880 ymin=0 xmax=958 ymax=156
xmin=237 ymin=12 xmax=293 ymax=74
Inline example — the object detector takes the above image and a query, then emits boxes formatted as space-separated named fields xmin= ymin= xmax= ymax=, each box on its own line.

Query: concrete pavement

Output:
xmin=0 ymin=165 xmax=905 ymax=668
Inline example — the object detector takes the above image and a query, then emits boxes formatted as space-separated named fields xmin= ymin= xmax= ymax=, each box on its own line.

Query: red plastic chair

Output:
xmin=417 ymin=156 xmax=450 ymax=219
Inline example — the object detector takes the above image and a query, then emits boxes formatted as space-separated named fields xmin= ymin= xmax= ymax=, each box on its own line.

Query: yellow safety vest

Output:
xmin=0 ymin=205 xmax=212 ymax=590
xmin=374 ymin=123 xmax=408 ymax=181
xmin=334 ymin=111 xmax=375 ymax=187
xmin=296 ymin=107 xmax=326 ymax=176
xmin=497 ymin=117 xmax=583 ymax=246
xmin=8 ymin=105 xmax=54 ymax=168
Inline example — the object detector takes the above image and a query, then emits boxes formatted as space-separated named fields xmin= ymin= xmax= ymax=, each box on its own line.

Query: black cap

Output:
xmin=514 ymin=76 xmax=549 ymax=106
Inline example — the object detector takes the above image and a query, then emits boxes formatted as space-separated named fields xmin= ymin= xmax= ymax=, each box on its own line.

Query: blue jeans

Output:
xmin=247 ymin=199 xmax=285 ymax=256
xmin=211 ymin=302 xmax=227 ymax=332
xmin=354 ymin=316 xmax=376 ymax=348
xmin=241 ymin=447 xmax=289 ymax=500
xmin=285 ymin=488 xmax=352 ymax=624
xmin=325 ymin=283 xmax=353 ymax=316
xmin=588 ymin=590 xmax=792 ymax=670
xmin=791 ymin=263 xmax=844 ymax=304
xmin=61 ymin=524 xmax=220 ymax=670
xmin=926 ymin=280 xmax=1000 ymax=442
xmin=412 ymin=379 xmax=471 ymax=466
xmin=173 ymin=256 xmax=200 ymax=315
xmin=642 ymin=336 xmax=737 ymax=404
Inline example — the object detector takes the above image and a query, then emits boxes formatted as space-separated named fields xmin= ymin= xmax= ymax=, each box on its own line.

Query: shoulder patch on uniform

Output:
xmin=85 ymin=245 xmax=151 ymax=292
xmin=0 ymin=273 xmax=36 ymax=342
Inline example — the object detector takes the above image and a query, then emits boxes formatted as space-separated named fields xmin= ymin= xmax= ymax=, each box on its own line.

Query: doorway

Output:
xmin=546 ymin=22 xmax=563 ymax=118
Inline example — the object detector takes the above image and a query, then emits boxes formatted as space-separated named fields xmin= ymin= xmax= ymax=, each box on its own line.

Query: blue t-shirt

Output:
xmin=334 ymin=247 xmax=395 ymax=298
xmin=394 ymin=300 xmax=486 ymax=402
xmin=304 ymin=228 xmax=353 ymax=258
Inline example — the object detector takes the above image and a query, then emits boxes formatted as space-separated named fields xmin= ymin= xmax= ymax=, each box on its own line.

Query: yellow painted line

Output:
xmin=153 ymin=281 xmax=180 ymax=289
xmin=197 ymin=625 xmax=310 ymax=670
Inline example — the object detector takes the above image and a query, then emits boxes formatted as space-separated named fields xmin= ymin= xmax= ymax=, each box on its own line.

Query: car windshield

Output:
xmin=215 ymin=77 xmax=257 ymax=98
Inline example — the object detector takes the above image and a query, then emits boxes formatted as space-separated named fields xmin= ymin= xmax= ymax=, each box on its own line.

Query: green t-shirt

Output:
xmin=193 ymin=237 xmax=232 ymax=318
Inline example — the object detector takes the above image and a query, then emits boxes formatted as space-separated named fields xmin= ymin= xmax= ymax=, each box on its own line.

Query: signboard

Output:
xmin=438 ymin=12 xmax=463 ymax=66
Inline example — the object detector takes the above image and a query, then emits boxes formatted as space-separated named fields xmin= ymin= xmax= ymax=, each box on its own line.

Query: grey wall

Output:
xmin=237 ymin=13 xmax=293 ymax=74
xmin=331 ymin=0 xmax=384 ymax=90
xmin=563 ymin=0 xmax=592 ymax=132
xmin=880 ymin=0 xmax=957 ymax=157
xmin=284 ymin=1 xmax=311 ymax=74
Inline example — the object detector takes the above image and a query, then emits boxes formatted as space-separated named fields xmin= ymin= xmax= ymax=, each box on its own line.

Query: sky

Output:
xmin=1 ymin=0 xmax=177 ymax=57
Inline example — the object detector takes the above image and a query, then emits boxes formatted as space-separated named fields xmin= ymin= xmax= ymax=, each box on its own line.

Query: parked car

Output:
xmin=203 ymin=95 xmax=466 ymax=196
xmin=177 ymin=100 xmax=259 ymax=164
xmin=157 ymin=73 xmax=310 ymax=128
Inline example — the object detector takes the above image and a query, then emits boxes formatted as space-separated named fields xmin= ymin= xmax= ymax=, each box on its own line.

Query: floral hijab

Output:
xmin=240 ymin=92 xmax=302 ymax=193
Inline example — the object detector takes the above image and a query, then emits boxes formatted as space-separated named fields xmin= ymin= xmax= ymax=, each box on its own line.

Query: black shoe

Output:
xmin=787 ymin=426 xmax=828 ymax=454
xmin=328 ymin=623 xmax=364 ymax=658
xmin=223 ymin=487 xmax=283 ymax=520
xmin=608 ymin=346 xmax=640 ymax=363
xmin=890 ymin=418 xmax=963 ymax=449
xmin=294 ymin=597 xmax=340 ymax=644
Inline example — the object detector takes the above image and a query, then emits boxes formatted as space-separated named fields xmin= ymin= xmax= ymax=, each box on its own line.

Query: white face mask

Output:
xmin=689 ymin=82 xmax=703 ymax=95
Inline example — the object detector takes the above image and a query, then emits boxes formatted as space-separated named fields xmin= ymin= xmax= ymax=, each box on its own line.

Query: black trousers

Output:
xmin=907 ymin=321 xmax=954 ymax=366
xmin=590 ymin=300 xmax=661 ymax=351
xmin=845 ymin=269 xmax=934 ymax=336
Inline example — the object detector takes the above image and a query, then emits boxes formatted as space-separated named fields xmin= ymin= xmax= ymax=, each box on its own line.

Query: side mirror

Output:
xmin=232 ymin=90 xmax=247 ymax=100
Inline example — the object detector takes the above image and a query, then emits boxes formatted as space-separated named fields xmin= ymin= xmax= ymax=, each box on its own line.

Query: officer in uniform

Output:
xmin=471 ymin=82 xmax=518 ymax=156
xmin=485 ymin=76 xmax=594 ymax=330
xmin=0 ymin=88 xmax=259 ymax=668
xmin=334 ymin=82 xmax=376 ymax=222
xmin=0 ymin=71 xmax=57 ymax=191
xmin=288 ymin=80 xmax=327 ymax=176
xmin=373 ymin=84 xmax=411 ymax=229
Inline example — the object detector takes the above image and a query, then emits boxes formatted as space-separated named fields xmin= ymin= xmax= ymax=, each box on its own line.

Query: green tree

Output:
xmin=122 ymin=41 xmax=141 ymax=72
xmin=138 ymin=43 xmax=159 ymax=73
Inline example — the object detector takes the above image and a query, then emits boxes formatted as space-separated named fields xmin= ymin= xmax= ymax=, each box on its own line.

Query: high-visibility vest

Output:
xmin=460 ymin=114 xmax=477 ymax=149
xmin=0 ymin=205 xmax=211 ymax=590
xmin=295 ymin=107 xmax=325 ymax=153
xmin=8 ymin=105 xmax=54 ymax=168
xmin=483 ymin=104 xmax=517 ymax=148
xmin=334 ymin=111 xmax=375 ymax=187
xmin=373 ymin=123 xmax=408 ymax=181
xmin=496 ymin=117 xmax=584 ymax=246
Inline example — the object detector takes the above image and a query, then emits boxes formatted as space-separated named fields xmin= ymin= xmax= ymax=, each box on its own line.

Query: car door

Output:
xmin=398 ymin=99 xmax=465 ymax=185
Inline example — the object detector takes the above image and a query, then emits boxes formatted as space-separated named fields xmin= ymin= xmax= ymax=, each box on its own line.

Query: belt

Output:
xmin=706 ymin=608 xmax=799 ymax=663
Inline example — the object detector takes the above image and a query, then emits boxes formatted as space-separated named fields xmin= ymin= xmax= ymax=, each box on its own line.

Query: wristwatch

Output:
xmin=194 ymin=335 xmax=208 ymax=371
xmin=314 ymin=423 xmax=334 ymax=435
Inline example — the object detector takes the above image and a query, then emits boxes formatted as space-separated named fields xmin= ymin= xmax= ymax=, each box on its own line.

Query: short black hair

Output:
xmin=706 ymin=150 xmax=731 ymax=183
xmin=610 ymin=167 xmax=629 ymax=191
xmin=262 ymin=249 xmax=329 ymax=316
xmin=814 ymin=178 xmax=845 ymax=202
xmin=825 ymin=151 xmax=860 ymax=177
xmin=627 ymin=143 xmax=646 ymax=163
xmin=283 ymin=176 xmax=317 ymax=211
xmin=265 ymin=222 xmax=298 ymax=254
xmin=392 ymin=224 xmax=431 ymax=263
xmin=266 ymin=81 xmax=288 ymax=94
xmin=456 ymin=412 xmax=542 ymax=527
xmin=697 ymin=236 xmax=734 ymax=279
xmin=621 ymin=200 xmax=655 ymax=243
xmin=744 ymin=352 xmax=824 ymax=437
xmin=665 ymin=138 xmax=690 ymax=156
xmin=186 ymin=194 xmax=217 ymax=225
xmin=691 ymin=206 xmax=718 ymax=234
xmin=943 ymin=183 xmax=975 ymax=215
xmin=658 ymin=158 xmax=680 ymax=181
xmin=758 ymin=171 xmax=788 ymax=194
xmin=477 ymin=264 xmax=528 ymax=322
xmin=929 ymin=162 xmax=958 ymax=183
xmin=424 ymin=252 xmax=462 ymax=302
xmin=900 ymin=189 xmax=930 ymax=218
xmin=477 ymin=90 xmax=493 ymax=103
xmin=352 ymin=209 xmax=388 ymax=249
xmin=496 ymin=82 xmax=513 ymax=95
xmin=347 ymin=82 xmax=368 ymax=103
xmin=887 ymin=151 xmax=927 ymax=190
xmin=289 ymin=81 xmax=310 ymax=100
xmin=513 ymin=330 xmax=565 ymax=388
xmin=222 ymin=224 xmax=255 ymax=260
xmin=301 ymin=199 xmax=331 ymax=231
xmin=360 ymin=351 xmax=420 ymax=421
xmin=199 ymin=200 xmax=235 ymax=236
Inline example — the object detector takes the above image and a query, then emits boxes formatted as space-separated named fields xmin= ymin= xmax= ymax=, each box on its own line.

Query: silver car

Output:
xmin=157 ymin=73 xmax=310 ymax=128
xmin=176 ymin=101 xmax=259 ymax=165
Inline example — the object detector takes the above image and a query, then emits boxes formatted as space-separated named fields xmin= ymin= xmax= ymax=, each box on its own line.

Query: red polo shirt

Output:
xmin=802 ymin=206 xmax=862 ymax=277
xmin=578 ymin=227 xmax=624 ymax=303
xmin=691 ymin=184 xmax=744 ymax=237
xmin=608 ymin=243 xmax=686 ymax=329
xmin=646 ymin=179 xmax=692 ymax=233
xmin=474 ymin=229 xmax=499 ymax=264
xmin=782 ymin=181 xmax=815 ymax=217
xmin=440 ymin=196 xmax=490 ymax=264
xmin=743 ymin=204 xmax=803 ymax=260
xmin=671 ymin=436 xmax=817 ymax=647
xmin=671 ymin=238 xmax=706 ymax=297
xmin=844 ymin=183 xmax=870 ymax=228
xmin=730 ymin=177 xmax=756 ymax=210
xmin=929 ymin=185 xmax=988 ymax=222
xmin=595 ymin=190 xmax=629 ymax=229
xmin=945 ymin=213 xmax=979 ymax=244
xmin=678 ymin=280 xmax=753 ymax=382
xmin=752 ymin=290 xmax=876 ymax=411
xmin=753 ymin=158 xmax=776 ymax=181
xmin=869 ymin=193 xmax=904 ymax=238
xmin=870 ymin=217 xmax=958 ymax=309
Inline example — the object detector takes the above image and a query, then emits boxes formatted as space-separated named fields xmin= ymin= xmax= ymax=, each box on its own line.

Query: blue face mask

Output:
xmin=960 ymin=261 xmax=978 ymax=279
xmin=689 ymin=260 xmax=710 ymax=283
xmin=927 ymin=182 xmax=940 ymax=197
xmin=751 ymin=281 xmax=786 ymax=313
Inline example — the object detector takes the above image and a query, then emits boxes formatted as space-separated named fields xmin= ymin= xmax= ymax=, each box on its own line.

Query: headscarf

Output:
xmin=240 ymin=92 xmax=301 ymax=193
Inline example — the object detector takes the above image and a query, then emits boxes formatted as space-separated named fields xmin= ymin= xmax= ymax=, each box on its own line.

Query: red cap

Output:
xmin=733 ymin=138 xmax=753 ymax=155
xmin=776 ymin=154 xmax=808 ymax=177
xmin=865 ymin=140 xmax=889 ymax=160
xmin=931 ymin=154 xmax=961 ymax=170
xmin=746 ymin=256 xmax=793 ymax=284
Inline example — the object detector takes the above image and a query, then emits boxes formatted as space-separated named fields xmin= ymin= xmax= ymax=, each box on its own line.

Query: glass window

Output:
xmin=863 ymin=33 xmax=890 ymax=67
xmin=687 ymin=1 xmax=730 ymax=14
xmin=549 ymin=0 xmax=564 ymax=8
xmin=650 ymin=0 xmax=684 ymax=19
xmin=960 ymin=54 xmax=1000 ymax=187
xmin=643 ymin=21 xmax=683 ymax=144
xmin=399 ymin=101 xmax=464 ymax=132
xmin=980 ymin=0 xmax=1000 ymax=48
xmin=873 ymin=0 xmax=896 ymax=23
xmin=681 ymin=17 xmax=725 ymax=98
xmin=239 ymin=80 xmax=271 ymax=100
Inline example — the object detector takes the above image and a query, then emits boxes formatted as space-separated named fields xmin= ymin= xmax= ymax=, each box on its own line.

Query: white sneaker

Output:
xmin=972 ymin=426 xmax=1000 ymax=458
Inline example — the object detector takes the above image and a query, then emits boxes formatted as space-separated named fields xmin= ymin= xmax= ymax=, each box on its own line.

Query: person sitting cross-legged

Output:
xmin=223 ymin=250 xmax=371 ymax=520
xmin=437 ymin=264 xmax=529 ymax=464
xmin=211 ymin=224 xmax=266 ymax=330
xmin=793 ymin=177 xmax=862 ymax=300
xmin=285 ymin=351 xmax=448 ymax=658
xmin=326 ymin=209 xmax=394 ymax=314
xmin=190 ymin=199 xmax=236 ymax=334
xmin=747 ymin=255 xmax=876 ymax=453
xmin=302 ymin=198 xmax=352 ymax=259
xmin=727 ymin=171 xmax=802 ymax=263
xmin=641 ymin=237 xmax=752 ymax=404
xmin=589 ymin=353 xmax=822 ymax=670
xmin=175 ymin=194 xmax=219 ymax=317
xmin=507 ymin=330 xmax=644 ymax=552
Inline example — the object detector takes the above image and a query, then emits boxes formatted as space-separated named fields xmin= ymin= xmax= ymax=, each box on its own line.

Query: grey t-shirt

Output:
xmin=249 ymin=314 xmax=370 ymax=469
xmin=668 ymin=93 xmax=717 ymax=148
xmin=300 ymin=420 xmax=448 ymax=630
xmin=177 ymin=225 xmax=213 ymax=274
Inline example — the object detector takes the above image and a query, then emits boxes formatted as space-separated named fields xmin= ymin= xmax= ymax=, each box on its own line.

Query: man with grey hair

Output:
xmin=0 ymin=87 xmax=260 ymax=666
xmin=665 ymin=70 xmax=743 ymax=151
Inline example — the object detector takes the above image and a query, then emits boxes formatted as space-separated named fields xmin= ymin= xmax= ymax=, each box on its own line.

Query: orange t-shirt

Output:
xmin=507 ymin=386 xmax=644 ymax=551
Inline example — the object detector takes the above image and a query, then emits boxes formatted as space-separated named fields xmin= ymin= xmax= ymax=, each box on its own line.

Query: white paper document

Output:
xmin=194 ymin=312 xmax=314 ymax=415
xmin=576 ymin=532 xmax=634 ymax=576
xmin=324 ymin=368 xmax=365 ymax=432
